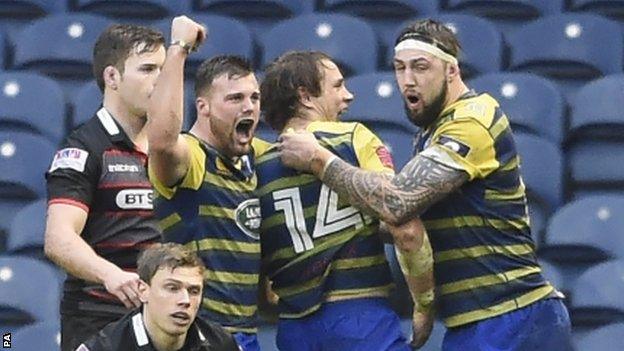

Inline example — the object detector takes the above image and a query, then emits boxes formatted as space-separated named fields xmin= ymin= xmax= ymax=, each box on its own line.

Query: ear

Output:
xmin=137 ymin=279 xmax=149 ymax=304
xmin=297 ymin=86 xmax=314 ymax=109
xmin=447 ymin=63 xmax=460 ymax=82
xmin=196 ymin=96 xmax=210 ymax=118
xmin=103 ymin=65 xmax=121 ymax=91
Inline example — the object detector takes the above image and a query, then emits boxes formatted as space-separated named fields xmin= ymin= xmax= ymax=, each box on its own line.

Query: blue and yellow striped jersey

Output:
xmin=256 ymin=121 xmax=395 ymax=319
xmin=149 ymin=134 xmax=271 ymax=333
xmin=415 ymin=92 xmax=554 ymax=328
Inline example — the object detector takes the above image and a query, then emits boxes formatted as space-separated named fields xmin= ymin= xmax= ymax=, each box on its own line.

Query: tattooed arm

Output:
xmin=279 ymin=130 xmax=468 ymax=225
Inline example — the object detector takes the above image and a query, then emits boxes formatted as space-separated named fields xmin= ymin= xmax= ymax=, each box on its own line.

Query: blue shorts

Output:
xmin=442 ymin=298 xmax=573 ymax=351
xmin=276 ymin=298 xmax=409 ymax=351
xmin=234 ymin=332 xmax=260 ymax=351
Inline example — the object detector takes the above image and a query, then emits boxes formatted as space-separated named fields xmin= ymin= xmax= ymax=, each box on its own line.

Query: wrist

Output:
xmin=169 ymin=40 xmax=192 ymax=55
xmin=311 ymin=147 xmax=335 ymax=178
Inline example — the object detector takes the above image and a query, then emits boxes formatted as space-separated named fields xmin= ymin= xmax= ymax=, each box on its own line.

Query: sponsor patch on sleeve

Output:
xmin=49 ymin=148 xmax=89 ymax=173
xmin=375 ymin=145 xmax=394 ymax=169
xmin=436 ymin=135 xmax=471 ymax=158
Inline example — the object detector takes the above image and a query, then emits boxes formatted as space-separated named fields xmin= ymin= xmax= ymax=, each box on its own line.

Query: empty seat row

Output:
xmin=0 ymin=13 xmax=622 ymax=82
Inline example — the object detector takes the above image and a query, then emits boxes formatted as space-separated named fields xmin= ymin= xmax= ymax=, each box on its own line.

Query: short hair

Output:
xmin=395 ymin=19 xmax=461 ymax=59
xmin=137 ymin=243 xmax=205 ymax=284
xmin=194 ymin=55 xmax=254 ymax=97
xmin=92 ymin=24 xmax=165 ymax=92
xmin=260 ymin=51 xmax=332 ymax=131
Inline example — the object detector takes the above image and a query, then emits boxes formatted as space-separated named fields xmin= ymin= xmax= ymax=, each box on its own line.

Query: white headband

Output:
xmin=394 ymin=39 xmax=458 ymax=65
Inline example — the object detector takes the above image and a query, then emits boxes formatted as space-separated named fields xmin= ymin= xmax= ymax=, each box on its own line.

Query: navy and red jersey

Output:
xmin=46 ymin=107 xmax=161 ymax=315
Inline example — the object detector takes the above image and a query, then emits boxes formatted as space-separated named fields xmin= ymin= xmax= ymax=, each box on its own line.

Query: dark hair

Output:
xmin=137 ymin=243 xmax=205 ymax=284
xmin=260 ymin=51 xmax=332 ymax=131
xmin=395 ymin=19 xmax=461 ymax=59
xmin=194 ymin=55 xmax=254 ymax=97
xmin=92 ymin=24 xmax=165 ymax=92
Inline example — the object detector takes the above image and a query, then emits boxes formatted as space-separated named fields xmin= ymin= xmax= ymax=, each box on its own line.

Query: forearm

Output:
xmin=45 ymin=228 xmax=120 ymax=284
xmin=147 ymin=46 xmax=187 ymax=152
xmin=314 ymin=150 xmax=468 ymax=225
xmin=395 ymin=233 xmax=435 ymax=313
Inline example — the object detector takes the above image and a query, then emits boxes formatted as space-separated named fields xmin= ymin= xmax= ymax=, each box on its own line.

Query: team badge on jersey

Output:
xmin=49 ymin=148 xmax=89 ymax=173
xmin=375 ymin=145 xmax=394 ymax=169
xmin=437 ymin=135 xmax=471 ymax=157
xmin=235 ymin=198 xmax=261 ymax=240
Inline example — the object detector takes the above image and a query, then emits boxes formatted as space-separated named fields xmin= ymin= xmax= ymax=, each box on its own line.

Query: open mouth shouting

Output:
xmin=234 ymin=117 xmax=256 ymax=144
xmin=405 ymin=92 xmax=422 ymax=110
xmin=170 ymin=311 xmax=192 ymax=326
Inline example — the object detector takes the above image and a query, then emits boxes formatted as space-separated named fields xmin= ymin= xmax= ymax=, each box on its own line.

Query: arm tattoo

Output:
xmin=321 ymin=154 xmax=469 ymax=225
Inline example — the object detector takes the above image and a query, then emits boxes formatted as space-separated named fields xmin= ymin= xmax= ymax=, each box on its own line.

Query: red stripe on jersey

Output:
xmin=49 ymin=198 xmax=90 ymax=213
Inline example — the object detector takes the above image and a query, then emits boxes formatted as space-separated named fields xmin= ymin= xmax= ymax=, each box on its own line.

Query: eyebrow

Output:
xmin=394 ymin=57 xmax=431 ymax=65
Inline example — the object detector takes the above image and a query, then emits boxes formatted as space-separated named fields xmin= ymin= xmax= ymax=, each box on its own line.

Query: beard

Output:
xmin=404 ymin=80 xmax=448 ymax=128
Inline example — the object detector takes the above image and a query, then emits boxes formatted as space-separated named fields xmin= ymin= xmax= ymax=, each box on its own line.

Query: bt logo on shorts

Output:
xmin=116 ymin=189 xmax=153 ymax=210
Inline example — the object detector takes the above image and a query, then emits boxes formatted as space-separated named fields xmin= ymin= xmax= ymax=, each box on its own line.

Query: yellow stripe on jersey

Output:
xmin=223 ymin=326 xmax=258 ymax=334
xmin=444 ymin=285 xmax=554 ymax=327
xmin=256 ymin=174 xmax=317 ymax=197
xmin=489 ymin=114 xmax=510 ymax=140
xmin=158 ymin=212 xmax=182 ymax=231
xmin=202 ymin=298 xmax=257 ymax=317
xmin=280 ymin=303 xmax=323 ymax=319
xmin=252 ymin=137 xmax=272 ymax=158
xmin=204 ymin=269 xmax=259 ymax=285
xmin=439 ymin=266 xmax=542 ymax=295
xmin=441 ymin=94 xmax=499 ymax=127
xmin=325 ymin=284 xmax=393 ymax=302
xmin=203 ymin=172 xmax=257 ymax=192
xmin=500 ymin=155 xmax=520 ymax=172
xmin=199 ymin=205 xmax=234 ymax=219
xmin=148 ymin=134 xmax=206 ymax=199
xmin=435 ymin=243 xmax=535 ymax=263
xmin=423 ymin=216 xmax=529 ymax=232
xmin=484 ymin=181 xmax=526 ymax=202
xmin=195 ymin=238 xmax=260 ymax=254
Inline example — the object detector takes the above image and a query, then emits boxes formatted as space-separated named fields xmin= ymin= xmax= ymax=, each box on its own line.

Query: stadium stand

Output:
xmin=153 ymin=15 xmax=254 ymax=74
xmin=515 ymin=133 xmax=563 ymax=243
xmin=6 ymin=199 xmax=46 ymax=257
xmin=321 ymin=0 xmax=438 ymax=18
xmin=0 ymin=0 xmax=63 ymax=18
xmin=0 ymin=72 xmax=66 ymax=145
xmin=0 ymin=256 xmax=61 ymax=331
xmin=570 ymin=260 xmax=624 ymax=327
xmin=443 ymin=0 xmax=563 ymax=19
xmin=574 ymin=323 xmax=624 ymax=351
xmin=71 ymin=0 xmax=188 ymax=19
xmin=193 ymin=0 xmax=309 ymax=18
xmin=262 ymin=13 xmax=378 ymax=76
xmin=11 ymin=321 xmax=61 ymax=351
xmin=569 ymin=0 xmax=624 ymax=20
xmin=469 ymin=72 xmax=565 ymax=144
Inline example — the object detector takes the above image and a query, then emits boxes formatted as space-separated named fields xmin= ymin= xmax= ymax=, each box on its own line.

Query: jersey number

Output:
xmin=273 ymin=185 xmax=369 ymax=253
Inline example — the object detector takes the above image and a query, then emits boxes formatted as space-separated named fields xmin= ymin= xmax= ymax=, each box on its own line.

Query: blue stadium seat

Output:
xmin=194 ymin=0 xmax=308 ymax=18
xmin=570 ymin=0 xmax=624 ymax=20
xmin=569 ymin=74 xmax=624 ymax=138
xmin=72 ymin=0 xmax=188 ymax=19
xmin=0 ymin=29 xmax=5 ymax=70
xmin=0 ymin=72 xmax=66 ymax=144
xmin=541 ymin=195 xmax=624 ymax=263
xmin=11 ymin=322 xmax=60 ymax=350
xmin=12 ymin=14 xmax=111 ymax=77
xmin=262 ymin=14 xmax=378 ymax=76
xmin=571 ymin=260 xmax=624 ymax=326
xmin=342 ymin=72 xmax=417 ymax=134
xmin=508 ymin=14 xmax=623 ymax=80
xmin=469 ymin=73 xmax=565 ymax=144
xmin=0 ymin=0 xmax=63 ymax=18
xmin=575 ymin=323 xmax=624 ymax=351
xmin=385 ymin=14 xmax=501 ymax=78
xmin=514 ymin=133 xmax=563 ymax=242
xmin=6 ymin=199 xmax=46 ymax=256
xmin=567 ymin=140 xmax=624 ymax=196
xmin=71 ymin=81 xmax=101 ymax=128
xmin=444 ymin=0 xmax=563 ymax=19
xmin=154 ymin=15 xmax=254 ymax=73
xmin=322 ymin=0 xmax=438 ymax=18
xmin=539 ymin=259 xmax=566 ymax=295
xmin=0 ymin=256 xmax=60 ymax=330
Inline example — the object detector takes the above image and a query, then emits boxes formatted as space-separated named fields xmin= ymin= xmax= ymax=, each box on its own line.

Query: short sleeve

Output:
xmin=46 ymin=136 xmax=99 ymax=212
xmin=149 ymin=134 xmax=206 ymax=200
xmin=420 ymin=118 xmax=498 ymax=180
xmin=352 ymin=123 xmax=395 ymax=174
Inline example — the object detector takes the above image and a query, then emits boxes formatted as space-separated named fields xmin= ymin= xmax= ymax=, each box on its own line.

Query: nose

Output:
xmin=344 ymin=88 xmax=354 ymax=104
xmin=242 ymin=96 xmax=255 ymax=112
xmin=178 ymin=289 xmax=191 ymax=306
xmin=400 ymin=67 xmax=417 ymax=88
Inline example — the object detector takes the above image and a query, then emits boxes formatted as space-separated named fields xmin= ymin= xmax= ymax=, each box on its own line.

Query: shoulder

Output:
xmin=307 ymin=121 xmax=360 ymax=135
xmin=448 ymin=93 xmax=500 ymax=126
xmin=252 ymin=137 xmax=272 ymax=158
xmin=79 ymin=314 xmax=132 ymax=351
xmin=194 ymin=316 xmax=240 ymax=350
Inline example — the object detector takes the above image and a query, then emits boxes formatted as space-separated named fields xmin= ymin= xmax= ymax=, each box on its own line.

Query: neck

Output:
xmin=443 ymin=79 xmax=470 ymax=112
xmin=142 ymin=311 xmax=187 ymax=351
xmin=283 ymin=109 xmax=323 ymax=131
xmin=189 ymin=118 xmax=233 ymax=159
xmin=103 ymin=94 xmax=148 ymax=152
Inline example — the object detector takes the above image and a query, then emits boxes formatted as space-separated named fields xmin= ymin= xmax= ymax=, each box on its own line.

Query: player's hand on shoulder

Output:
xmin=103 ymin=268 xmax=143 ymax=309
xmin=278 ymin=129 xmax=321 ymax=172
xmin=171 ymin=15 xmax=206 ymax=51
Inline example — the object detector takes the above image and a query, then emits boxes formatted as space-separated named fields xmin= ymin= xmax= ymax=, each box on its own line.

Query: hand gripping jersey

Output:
xmin=149 ymin=134 xmax=270 ymax=333
xmin=256 ymin=121 xmax=396 ymax=319
xmin=414 ymin=92 xmax=555 ymax=328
